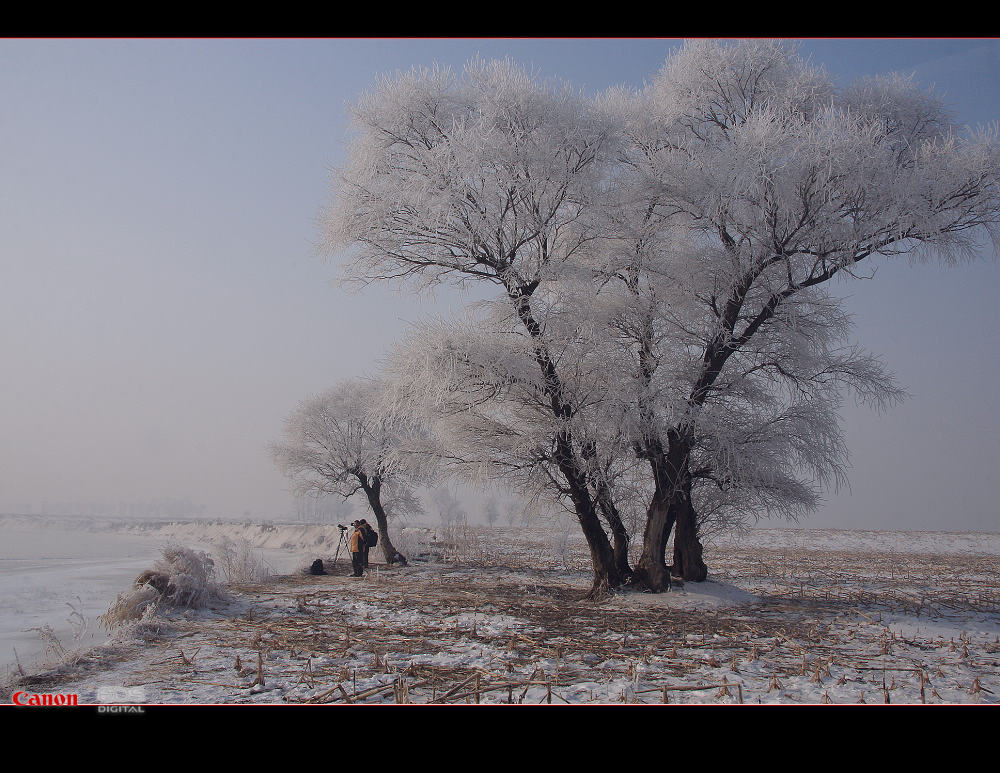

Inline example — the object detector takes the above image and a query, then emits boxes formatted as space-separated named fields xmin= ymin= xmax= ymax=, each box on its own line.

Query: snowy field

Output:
xmin=2 ymin=515 xmax=999 ymax=705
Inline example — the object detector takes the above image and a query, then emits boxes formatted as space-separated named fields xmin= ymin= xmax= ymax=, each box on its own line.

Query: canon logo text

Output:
xmin=12 ymin=691 xmax=79 ymax=706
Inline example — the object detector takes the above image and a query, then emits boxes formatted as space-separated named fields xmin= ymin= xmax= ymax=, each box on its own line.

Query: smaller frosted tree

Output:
xmin=432 ymin=486 xmax=467 ymax=527
xmin=271 ymin=378 xmax=427 ymax=565
xmin=485 ymin=498 xmax=500 ymax=527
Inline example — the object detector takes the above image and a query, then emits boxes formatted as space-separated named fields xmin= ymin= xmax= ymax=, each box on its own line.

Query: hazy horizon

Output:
xmin=2 ymin=38 xmax=998 ymax=533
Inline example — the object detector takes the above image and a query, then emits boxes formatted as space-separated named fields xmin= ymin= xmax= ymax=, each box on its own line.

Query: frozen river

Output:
xmin=0 ymin=519 xmax=304 ymax=678
xmin=0 ymin=525 xmax=166 ymax=677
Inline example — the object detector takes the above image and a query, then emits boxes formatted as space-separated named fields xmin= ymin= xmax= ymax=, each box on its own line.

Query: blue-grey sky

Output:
xmin=1 ymin=38 xmax=997 ymax=531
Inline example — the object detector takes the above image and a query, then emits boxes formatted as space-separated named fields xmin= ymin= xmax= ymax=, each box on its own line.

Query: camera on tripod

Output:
xmin=337 ymin=524 xmax=348 ymax=531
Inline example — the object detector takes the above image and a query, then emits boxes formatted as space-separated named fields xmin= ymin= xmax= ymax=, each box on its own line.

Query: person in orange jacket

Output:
xmin=349 ymin=521 xmax=365 ymax=577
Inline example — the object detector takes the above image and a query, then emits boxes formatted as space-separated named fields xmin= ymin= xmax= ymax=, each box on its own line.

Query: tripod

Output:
xmin=333 ymin=526 xmax=350 ymax=567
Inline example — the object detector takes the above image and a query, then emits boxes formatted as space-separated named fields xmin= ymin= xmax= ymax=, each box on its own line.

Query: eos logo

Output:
xmin=11 ymin=691 xmax=79 ymax=706
xmin=96 ymin=686 xmax=147 ymax=704
xmin=96 ymin=685 xmax=147 ymax=712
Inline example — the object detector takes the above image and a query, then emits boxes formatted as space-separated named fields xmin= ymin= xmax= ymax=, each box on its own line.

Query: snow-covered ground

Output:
xmin=2 ymin=515 xmax=998 ymax=705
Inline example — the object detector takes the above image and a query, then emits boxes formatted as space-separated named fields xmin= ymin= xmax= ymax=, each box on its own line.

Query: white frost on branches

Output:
xmin=320 ymin=41 xmax=1000 ymax=582
xmin=270 ymin=379 xmax=427 ymax=521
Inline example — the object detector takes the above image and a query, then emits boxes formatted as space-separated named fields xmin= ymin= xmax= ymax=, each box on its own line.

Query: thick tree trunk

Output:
xmin=634 ymin=428 xmax=709 ymax=586
xmin=361 ymin=477 xmax=407 ymax=566
xmin=632 ymin=429 xmax=688 ymax=592
xmin=579 ymin=513 xmax=621 ymax=600
xmin=610 ymin=519 xmax=632 ymax=584
xmin=594 ymin=477 xmax=633 ymax=583
xmin=631 ymin=489 xmax=674 ymax=592
xmin=671 ymin=488 xmax=707 ymax=582
xmin=555 ymin=437 xmax=621 ymax=599
xmin=510 ymin=286 xmax=622 ymax=599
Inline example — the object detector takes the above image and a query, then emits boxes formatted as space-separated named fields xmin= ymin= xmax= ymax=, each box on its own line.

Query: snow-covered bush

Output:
xmin=100 ymin=544 xmax=223 ymax=630
xmin=214 ymin=537 xmax=272 ymax=584
xmin=392 ymin=527 xmax=442 ymax=563
xmin=104 ymin=602 xmax=173 ymax=645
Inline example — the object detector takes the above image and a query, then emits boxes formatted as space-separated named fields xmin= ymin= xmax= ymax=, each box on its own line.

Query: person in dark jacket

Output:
xmin=359 ymin=519 xmax=375 ymax=568
xmin=349 ymin=521 xmax=365 ymax=577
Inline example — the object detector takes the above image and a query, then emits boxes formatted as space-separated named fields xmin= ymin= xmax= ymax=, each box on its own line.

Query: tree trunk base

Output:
xmin=674 ymin=562 xmax=707 ymax=582
xmin=583 ymin=581 xmax=610 ymax=602
xmin=389 ymin=551 xmax=408 ymax=566
xmin=673 ymin=544 xmax=708 ymax=582
xmin=582 ymin=569 xmax=623 ymax=601
xmin=626 ymin=566 xmax=672 ymax=593
xmin=672 ymin=495 xmax=708 ymax=582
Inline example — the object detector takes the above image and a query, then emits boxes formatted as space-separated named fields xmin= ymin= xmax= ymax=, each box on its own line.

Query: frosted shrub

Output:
xmin=100 ymin=585 xmax=160 ymax=631
xmin=549 ymin=529 xmax=572 ymax=571
xmin=214 ymin=537 xmax=272 ymax=584
xmin=394 ymin=527 xmax=442 ymax=563
xmin=105 ymin=603 xmax=172 ymax=644
xmin=441 ymin=523 xmax=476 ymax=561
xmin=26 ymin=624 xmax=81 ymax=668
xmin=100 ymin=544 xmax=223 ymax=630
xmin=152 ymin=545 xmax=219 ymax=607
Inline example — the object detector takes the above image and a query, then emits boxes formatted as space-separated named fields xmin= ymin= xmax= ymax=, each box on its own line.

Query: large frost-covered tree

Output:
xmin=325 ymin=59 xmax=629 ymax=597
xmin=322 ymin=43 xmax=1000 ymax=596
xmin=271 ymin=379 xmax=427 ymax=565
xmin=601 ymin=40 xmax=1000 ymax=588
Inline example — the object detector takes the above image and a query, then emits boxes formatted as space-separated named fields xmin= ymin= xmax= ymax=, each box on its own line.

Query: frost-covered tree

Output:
xmin=270 ymin=379 xmax=429 ymax=565
xmin=485 ymin=498 xmax=500 ymax=527
xmin=432 ymin=486 xmax=467 ymax=527
xmin=322 ymin=44 xmax=1000 ymax=596
xmin=600 ymin=40 xmax=1000 ymax=587
xmin=578 ymin=186 xmax=907 ymax=588
xmin=324 ymin=59 xmax=628 ymax=597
